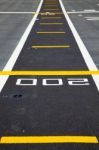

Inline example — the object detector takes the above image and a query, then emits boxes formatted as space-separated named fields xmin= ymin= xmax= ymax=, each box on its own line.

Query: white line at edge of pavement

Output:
xmin=0 ymin=0 xmax=43 ymax=93
xmin=59 ymin=0 xmax=99 ymax=91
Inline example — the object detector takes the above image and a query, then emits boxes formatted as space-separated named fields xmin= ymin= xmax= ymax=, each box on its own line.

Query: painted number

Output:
xmin=16 ymin=78 xmax=90 ymax=86
xmin=67 ymin=78 xmax=90 ymax=86
xmin=43 ymin=78 xmax=63 ymax=86
xmin=16 ymin=78 xmax=37 ymax=86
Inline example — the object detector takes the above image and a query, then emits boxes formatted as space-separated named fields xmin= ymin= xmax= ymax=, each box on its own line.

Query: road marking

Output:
xmin=0 ymin=71 xmax=99 ymax=76
xmin=0 ymin=136 xmax=98 ymax=144
xmin=32 ymin=45 xmax=70 ymax=48
xmin=45 ymin=3 xmax=57 ymax=4
xmin=59 ymin=0 xmax=99 ymax=91
xmin=37 ymin=32 xmax=65 ymax=34
xmin=0 ymin=12 xmax=63 ymax=15
xmin=85 ymin=17 xmax=99 ymax=20
xmin=43 ymin=9 xmax=59 ymax=11
xmin=84 ymin=9 xmax=96 ymax=12
xmin=0 ymin=12 xmax=36 ymax=14
xmin=40 ymin=22 xmax=63 ymax=25
xmin=1 ymin=11 xmax=99 ymax=15
xmin=44 ymin=5 xmax=58 ymax=6
xmin=41 ymin=17 xmax=62 ymax=19
xmin=67 ymin=11 xmax=99 ymax=14
xmin=0 ymin=0 xmax=43 ymax=93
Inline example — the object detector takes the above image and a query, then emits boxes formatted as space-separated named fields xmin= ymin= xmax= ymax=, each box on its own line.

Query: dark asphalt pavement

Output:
xmin=0 ymin=0 xmax=99 ymax=149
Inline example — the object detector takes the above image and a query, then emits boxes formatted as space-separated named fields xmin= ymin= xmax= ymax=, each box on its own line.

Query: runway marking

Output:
xmin=44 ymin=3 xmax=57 ymax=4
xmin=44 ymin=5 xmax=58 ymax=6
xmin=0 ymin=0 xmax=43 ymax=93
xmin=37 ymin=32 xmax=65 ymax=34
xmin=41 ymin=17 xmax=62 ymax=19
xmin=32 ymin=45 xmax=70 ymax=48
xmin=40 ymin=22 xmax=63 ymax=25
xmin=0 ymin=71 xmax=99 ymax=76
xmin=0 ymin=12 xmax=36 ymax=14
xmin=1 ymin=11 xmax=99 ymax=15
xmin=0 ymin=136 xmax=98 ymax=144
xmin=41 ymin=12 xmax=63 ymax=15
xmin=0 ymin=12 xmax=62 ymax=15
xmin=59 ymin=0 xmax=99 ymax=91
xmin=43 ymin=9 xmax=59 ymax=10
xmin=85 ymin=17 xmax=99 ymax=21
xmin=67 ymin=11 xmax=99 ymax=14
xmin=84 ymin=9 xmax=96 ymax=12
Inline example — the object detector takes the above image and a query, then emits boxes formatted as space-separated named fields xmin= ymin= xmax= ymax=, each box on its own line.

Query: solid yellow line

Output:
xmin=32 ymin=45 xmax=70 ymax=48
xmin=40 ymin=23 xmax=63 ymax=25
xmin=0 ymin=136 xmax=98 ymax=144
xmin=37 ymin=32 xmax=65 ymax=34
xmin=0 ymin=71 xmax=99 ymax=75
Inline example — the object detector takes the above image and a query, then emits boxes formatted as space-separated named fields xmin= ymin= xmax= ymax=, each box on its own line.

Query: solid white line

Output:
xmin=0 ymin=0 xmax=43 ymax=93
xmin=0 ymin=12 xmax=34 ymax=14
xmin=85 ymin=17 xmax=99 ymax=20
xmin=86 ymin=18 xmax=99 ymax=20
xmin=84 ymin=9 xmax=96 ymax=12
xmin=85 ymin=17 xmax=99 ymax=18
xmin=67 ymin=11 xmax=99 ymax=14
xmin=59 ymin=0 xmax=99 ymax=91
xmin=86 ymin=18 xmax=99 ymax=21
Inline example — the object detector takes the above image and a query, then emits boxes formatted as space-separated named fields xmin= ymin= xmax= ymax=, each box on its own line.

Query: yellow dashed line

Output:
xmin=0 ymin=71 xmax=99 ymax=75
xmin=37 ymin=32 xmax=65 ymax=34
xmin=32 ymin=45 xmax=70 ymax=48
xmin=0 ymin=136 xmax=98 ymax=144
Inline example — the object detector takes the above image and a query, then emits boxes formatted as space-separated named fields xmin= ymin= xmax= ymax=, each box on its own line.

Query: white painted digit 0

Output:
xmin=43 ymin=78 xmax=63 ymax=86
xmin=16 ymin=78 xmax=37 ymax=86
xmin=67 ymin=78 xmax=90 ymax=86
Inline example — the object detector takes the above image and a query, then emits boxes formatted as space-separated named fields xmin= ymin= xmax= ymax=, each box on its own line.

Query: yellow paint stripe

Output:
xmin=0 ymin=136 xmax=98 ymax=144
xmin=45 ymin=3 xmax=57 ymax=4
xmin=44 ymin=5 xmax=58 ymax=6
xmin=31 ymin=12 xmax=63 ymax=15
xmin=41 ymin=17 xmax=62 ymax=19
xmin=37 ymin=32 xmax=66 ymax=34
xmin=0 ymin=71 xmax=99 ymax=75
xmin=40 ymin=23 xmax=63 ymax=25
xmin=43 ymin=9 xmax=59 ymax=10
xmin=40 ymin=12 xmax=63 ymax=15
xmin=32 ymin=45 xmax=70 ymax=48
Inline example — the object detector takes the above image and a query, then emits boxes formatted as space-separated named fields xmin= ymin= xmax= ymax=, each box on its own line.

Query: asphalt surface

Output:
xmin=0 ymin=0 xmax=99 ymax=150
xmin=62 ymin=0 xmax=99 ymax=69
xmin=0 ymin=0 xmax=40 ymax=70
